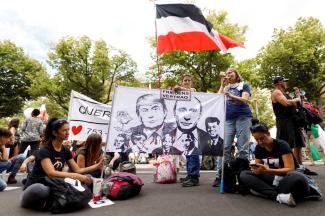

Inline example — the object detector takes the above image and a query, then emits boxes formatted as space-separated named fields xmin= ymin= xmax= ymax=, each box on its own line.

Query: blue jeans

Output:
xmin=0 ymin=178 xmax=6 ymax=191
xmin=215 ymin=156 xmax=222 ymax=178
xmin=186 ymin=155 xmax=200 ymax=178
xmin=0 ymin=160 xmax=12 ymax=173
xmin=224 ymin=116 xmax=252 ymax=162
xmin=8 ymin=154 xmax=26 ymax=176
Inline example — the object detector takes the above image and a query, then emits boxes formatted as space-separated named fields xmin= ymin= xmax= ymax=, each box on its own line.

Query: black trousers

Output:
xmin=240 ymin=170 xmax=310 ymax=201
xmin=19 ymin=141 xmax=40 ymax=155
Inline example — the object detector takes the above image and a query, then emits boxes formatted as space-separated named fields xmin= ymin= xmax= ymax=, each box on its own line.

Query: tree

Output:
xmin=249 ymin=88 xmax=275 ymax=127
xmin=30 ymin=36 xmax=137 ymax=113
xmin=147 ymin=10 xmax=247 ymax=92
xmin=0 ymin=40 xmax=46 ymax=117
xmin=257 ymin=17 xmax=325 ymax=108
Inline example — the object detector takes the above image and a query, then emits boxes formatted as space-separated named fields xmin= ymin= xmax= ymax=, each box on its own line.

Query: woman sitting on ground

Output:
xmin=240 ymin=123 xmax=311 ymax=207
xmin=74 ymin=133 xmax=104 ymax=178
xmin=21 ymin=118 xmax=103 ymax=210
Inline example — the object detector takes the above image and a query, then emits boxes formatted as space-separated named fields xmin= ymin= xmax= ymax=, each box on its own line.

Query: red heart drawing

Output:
xmin=72 ymin=125 xmax=83 ymax=135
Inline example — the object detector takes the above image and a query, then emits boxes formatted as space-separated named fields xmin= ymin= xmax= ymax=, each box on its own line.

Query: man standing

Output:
xmin=271 ymin=77 xmax=303 ymax=161
xmin=173 ymin=96 xmax=209 ymax=187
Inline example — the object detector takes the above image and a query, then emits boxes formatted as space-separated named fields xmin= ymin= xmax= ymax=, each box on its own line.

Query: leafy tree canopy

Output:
xmin=257 ymin=17 xmax=325 ymax=103
xmin=0 ymin=40 xmax=46 ymax=117
xmin=30 ymin=36 xmax=138 ymax=114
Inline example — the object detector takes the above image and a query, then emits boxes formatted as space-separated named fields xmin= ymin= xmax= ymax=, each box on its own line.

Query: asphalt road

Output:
xmin=0 ymin=164 xmax=324 ymax=216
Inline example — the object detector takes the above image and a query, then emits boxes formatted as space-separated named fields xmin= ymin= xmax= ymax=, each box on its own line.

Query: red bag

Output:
xmin=102 ymin=173 xmax=143 ymax=200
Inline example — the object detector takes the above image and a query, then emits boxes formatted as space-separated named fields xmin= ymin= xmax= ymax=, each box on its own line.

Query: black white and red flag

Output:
xmin=156 ymin=4 xmax=244 ymax=55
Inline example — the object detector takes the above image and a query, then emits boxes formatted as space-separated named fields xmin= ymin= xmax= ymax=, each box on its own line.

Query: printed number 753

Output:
xmin=87 ymin=128 xmax=102 ymax=135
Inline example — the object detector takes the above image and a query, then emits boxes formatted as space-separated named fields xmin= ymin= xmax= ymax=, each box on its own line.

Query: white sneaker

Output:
xmin=276 ymin=193 xmax=296 ymax=207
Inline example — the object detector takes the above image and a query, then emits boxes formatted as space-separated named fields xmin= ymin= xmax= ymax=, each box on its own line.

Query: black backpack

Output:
xmin=223 ymin=158 xmax=250 ymax=194
xmin=200 ymin=156 xmax=215 ymax=170
xmin=44 ymin=177 xmax=92 ymax=214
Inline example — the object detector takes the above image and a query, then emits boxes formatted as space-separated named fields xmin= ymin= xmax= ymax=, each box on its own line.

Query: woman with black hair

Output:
xmin=21 ymin=118 xmax=103 ymax=210
xmin=240 ymin=123 xmax=311 ymax=207
xmin=6 ymin=118 xmax=26 ymax=184
xmin=19 ymin=109 xmax=43 ymax=155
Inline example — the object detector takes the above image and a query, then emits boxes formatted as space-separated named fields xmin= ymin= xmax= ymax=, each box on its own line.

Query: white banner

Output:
xmin=106 ymin=86 xmax=225 ymax=156
xmin=68 ymin=90 xmax=111 ymax=142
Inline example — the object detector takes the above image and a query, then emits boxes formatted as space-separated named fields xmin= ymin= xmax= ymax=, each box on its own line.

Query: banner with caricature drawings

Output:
xmin=106 ymin=86 xmax=225 ymax=156
xmin=68 ymin=90 xmax=111 ymax=142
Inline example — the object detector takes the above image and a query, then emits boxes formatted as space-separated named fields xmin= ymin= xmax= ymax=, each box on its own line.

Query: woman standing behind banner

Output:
xmin=74 ymin=133 xmax=104 ymax=178
xmin=173 ymin=74 xmax=200 ymax=187
xmin=218 ymin=68 xmax=252 ymax=162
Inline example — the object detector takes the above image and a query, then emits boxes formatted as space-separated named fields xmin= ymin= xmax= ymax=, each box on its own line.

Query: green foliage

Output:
xmin=258 ymin=17 xmax=325 ymax=102
xmin=30 ymin=36 xmax=137 ymax=112
xmin=0 ymin=40 xmax=46 ymax=117
xmin=249 ymin=87 xmax=275 ymax=127
xmin=148 ymin=10 xmax=247 ymax=91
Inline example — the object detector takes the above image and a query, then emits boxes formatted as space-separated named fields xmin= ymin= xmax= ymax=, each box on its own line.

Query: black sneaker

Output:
xmin=180 ymin=176 xmax=190 ymax=183
xmin=182 ymin=177 xmax=199 ymax=187
xmin=212 ymin=177 xmax=221 ymax=187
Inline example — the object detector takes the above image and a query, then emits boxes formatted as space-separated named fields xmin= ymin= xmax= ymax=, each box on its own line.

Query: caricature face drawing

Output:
xmin=177 ymin=133 xmax=195 ymax=152
xmin=207 ymin=121 xmax=221 ymax=138
xmin=133 ymin=134 xmax=146 ymax=146
xmin=114 ymin=134 xmax=127 ymax=150
xmin=174 ymin=98 xmax=202 ymax=130
xmin=162 ymin=134 xmax=174 ymax=151
xmin=136 ymin=94 xmax=167 ymax=129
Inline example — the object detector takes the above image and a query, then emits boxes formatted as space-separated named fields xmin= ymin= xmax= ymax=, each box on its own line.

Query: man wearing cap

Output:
xmin=271 ymin=76 xmax=302 ymax=156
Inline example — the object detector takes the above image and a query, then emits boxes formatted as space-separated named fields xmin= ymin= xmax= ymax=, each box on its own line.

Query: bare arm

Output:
xmin=76 ymin=154 xmax=86 ymax=168
xmin=67 ymin=158 xmax=103 ymax=175
xmin=218 ymin=77 xmax=228 ymax=93
xmin=20 ymin=155 xmax=36 ymax=172
xmin=109 ymin=152 xmax=121 ymax=168
xmin=0 ymin=145 xmax=9 ymax=160
xmin=225 ymin=91 xmax=250 ymax=104
xmin=271 ymin=89 xmax=300 ymax=107
xmin=41 ymin=158 xmax=90 ymax=184
xmin=173 ymin=85 xmax=191 ymax=91
xmin=9 ymin=127 xmax=16 ymax=143
xmin=252 ymin=153 xmax=295 ymax=175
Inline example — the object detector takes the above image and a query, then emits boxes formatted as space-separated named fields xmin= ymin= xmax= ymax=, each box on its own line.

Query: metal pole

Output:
xmin=101 ymin=84 xmax=118 ymax=179
xmin=154 ymin=3 xmax=161 ymax=88
xmin=254 ymin=99 xmax=259 ymax=120
xmin=220 ymin=94 xmax=226 ymax=193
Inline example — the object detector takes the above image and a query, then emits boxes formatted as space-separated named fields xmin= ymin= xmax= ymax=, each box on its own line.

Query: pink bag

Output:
xmin=154 ymin=155 xmax=177 ymax=184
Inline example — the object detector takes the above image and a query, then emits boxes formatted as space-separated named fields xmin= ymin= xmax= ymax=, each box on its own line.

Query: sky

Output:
xmin=1 ymin=0 xmax=325 ymax=78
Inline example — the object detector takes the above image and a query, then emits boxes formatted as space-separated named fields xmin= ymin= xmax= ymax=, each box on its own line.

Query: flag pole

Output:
xmin=220 ymin=94 xmax=227 ymax=194
xmin=101 ymin=84 xmax=118 ymax=179
xmin=153 ymin=2 xmax=161 ymax=88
